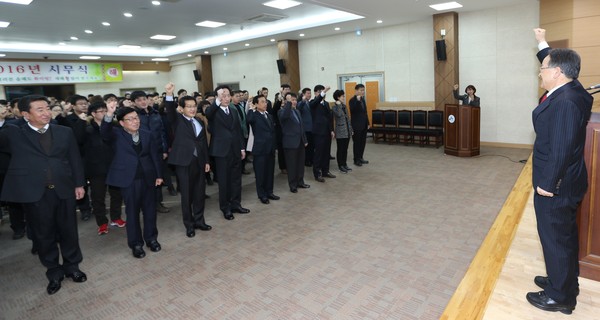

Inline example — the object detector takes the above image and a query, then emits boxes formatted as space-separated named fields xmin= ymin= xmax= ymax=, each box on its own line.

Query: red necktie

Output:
xmin=540 ymin=93 xmax=547 ymax=103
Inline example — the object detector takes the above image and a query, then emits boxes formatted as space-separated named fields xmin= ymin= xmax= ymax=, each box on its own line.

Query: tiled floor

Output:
xmin=0 ymin=143 xmax=531 ymax=319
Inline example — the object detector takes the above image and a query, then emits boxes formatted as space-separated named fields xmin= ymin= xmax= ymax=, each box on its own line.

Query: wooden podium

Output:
xmin=578 ymin=112 xmax=600 ymax=281
xmin=443 ymin=104 xmax=480 ymax=157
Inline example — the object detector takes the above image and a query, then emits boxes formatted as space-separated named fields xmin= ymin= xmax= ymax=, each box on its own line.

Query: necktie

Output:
xmin=38 ymin=128 xmax=46 ymax=134
xmin=292 ymin=110 xmax=300 ymax=123
xmin=224 ymin=108 xmax=229 ymax=115
xmin=540 ymin=93 xmax=548 ymax=103
xmin=190 ymin=119 xmax=197 ymax=136
xmin=190 ymin=119 xmax=198 ymax=156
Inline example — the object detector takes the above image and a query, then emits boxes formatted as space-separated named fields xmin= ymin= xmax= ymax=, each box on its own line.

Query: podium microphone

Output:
xmin=586 ymin=84 xmax=600 ymax=90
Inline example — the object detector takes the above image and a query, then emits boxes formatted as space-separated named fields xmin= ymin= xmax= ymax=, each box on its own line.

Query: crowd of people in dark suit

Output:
xmin=0 ymin=81 xmax=371 ymax=295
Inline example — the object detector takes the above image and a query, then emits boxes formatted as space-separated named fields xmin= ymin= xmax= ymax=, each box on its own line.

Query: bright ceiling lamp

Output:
xmin=195 ymin=20 xmax=226 ymax=28
xmin=263 ymin=0 xmax=301 ymax=10
xmin=0 ymin=0 xmax=33 ymax=5
xmin=429 ymin=2 xmax=463 ymax=11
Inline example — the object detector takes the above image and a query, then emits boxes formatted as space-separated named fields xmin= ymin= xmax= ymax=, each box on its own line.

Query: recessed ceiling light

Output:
xmin=263 ymin=0 xmax=301 ymax=10
xmin=223 ymin=47 xmax=228 ymax=51
xmin=150 ymin=34 xmax=176 ymax=40
xmin=0 ymin=54 xmax=6 ymax=57
xmin=84 ymin=29 xmax=93 ymax=34
xmin=123 ymin=12 xmax=133 ymax=18
xmin=152 ymin=58 xmax=169 ymax=61
xmin=102 ymin=22 xmax=110 ymax=26
xmin=195 ymin=20 xmax=226 ymax=28
xmin=70 ymin=36 xmax=79 ymax=40
xmin=244 ymin=43 xmax=250 ymax=47
xmin=58 ymin=42 xmax=66 ymax=45
xmin=0 ymin=0 xmax=33 ymax=5
xmin=204 ymin=51 xmax=209 ymax=54
xmin=187 ymin=54 xmax=192 ymax=57
xmin=80 ymin=56 xmax=101 ymax=60
xmin=0 ymin=21 xmax=10 ymax=28
xmin=334 ymin=27 xmax=340 ymax=31
xmin=119 ymin=45 xmax=141 ymax=49
xmin=299 ymin=33 xmax=305 ymax=37
xmin=376 ymin=20 xmax=383 ymax=24
xmin=429 ymin=1 xmax=463 ymax=11
xmin=270 ymin=39 xmax=276 ymax=42
xmin=152 ymin=1 xmax=160 ymax=5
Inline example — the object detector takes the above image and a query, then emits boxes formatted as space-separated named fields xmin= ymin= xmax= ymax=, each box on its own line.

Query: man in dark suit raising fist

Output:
xmin=0 ymin=95 xmax=87 ymax=295
xmin=204 ymin=85 xmax=250 ymax=220
xmin=163 ymin=82 xmax=212 ymax=238
xmin=525 ymin=28 xmax=593 ymax=315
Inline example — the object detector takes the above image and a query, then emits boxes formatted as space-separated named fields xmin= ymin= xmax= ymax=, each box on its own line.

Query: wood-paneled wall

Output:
xmin=433 ymin=12 xmax=459 ymax=111
xmin=541 ymin=0 xmax=600 ymax=110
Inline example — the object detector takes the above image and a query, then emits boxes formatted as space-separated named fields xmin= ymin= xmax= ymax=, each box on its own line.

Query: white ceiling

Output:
xmin=0 ymin=0 xmax=537 ymax=62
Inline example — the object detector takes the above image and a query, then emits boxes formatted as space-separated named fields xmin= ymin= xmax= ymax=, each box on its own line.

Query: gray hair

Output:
xmin=547 ymin=48 xmax=581 ymax=79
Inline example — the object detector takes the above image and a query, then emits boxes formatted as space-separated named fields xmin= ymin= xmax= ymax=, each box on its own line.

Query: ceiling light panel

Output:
xmin=0 ymin=21 xmax=10 ymax=28
xmin=195 ymin=20 xmax=226 ymax=28
xmin=80 ymin=56 xmax=101 ymax=60
xmin=429 ymin=2 xmax=463 ymax=11
xmin=0 ymin=0 xmax=33 ymax=5
xmin=263 ymin=0 xmax=301 ymax=10
xmin=150 ymin=34 xmax=176 ymax=40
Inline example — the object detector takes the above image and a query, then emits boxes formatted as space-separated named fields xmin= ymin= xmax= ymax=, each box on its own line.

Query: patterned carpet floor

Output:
xmin=0 ymin=142 xmax=531 ymax=320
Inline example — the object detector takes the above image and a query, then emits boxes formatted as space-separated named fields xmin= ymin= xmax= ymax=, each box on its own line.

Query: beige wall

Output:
xmin=0 ymin=2 xmax=542 ymax=145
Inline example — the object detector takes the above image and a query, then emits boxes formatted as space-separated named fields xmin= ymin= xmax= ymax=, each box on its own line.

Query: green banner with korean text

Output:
xmin=0 ymin=62 xmax=123 ymax=84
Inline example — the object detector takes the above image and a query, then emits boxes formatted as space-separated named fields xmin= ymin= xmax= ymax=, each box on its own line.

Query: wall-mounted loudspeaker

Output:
xmin=435 ymin=40 xmax=447 ymax=61
xmin=276 ymin=59 xmax=286 ymax=74
xmin=193 ymin=69 xmax=201 ymax=81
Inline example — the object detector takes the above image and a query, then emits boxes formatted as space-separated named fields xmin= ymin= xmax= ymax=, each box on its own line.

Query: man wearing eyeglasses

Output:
xmin=101 ymin=104 xmax=163 ymax=259
xmin=526 ymin=28 xmax=593 ymax=315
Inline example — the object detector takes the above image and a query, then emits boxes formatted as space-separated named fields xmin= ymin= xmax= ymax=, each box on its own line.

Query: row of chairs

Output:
xmin=369 ymin=109 xmax=444 ymax=147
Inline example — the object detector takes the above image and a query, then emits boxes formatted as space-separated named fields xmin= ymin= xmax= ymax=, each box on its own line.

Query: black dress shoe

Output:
xmin=186 ymin=227 xmax=195 ymax=238
xmin=343 ymin=166 xmax=352 ymax=172
xmin=315 ymin=176 xmax=325 ymax=182
xmin=526 ymin=291 xmax=575 ymax=314
xmin=12 ymin=229 xmax=25 ymax=240
xmin=354 ymin=161 xmax=363 ymax=167
xmin=231 ymin=207 xmax=250 ymax=214
xmin=329 ymin=155 xmax=335 ymax=160
xmin=81 ymin=210 xmax=91 ymax=221
xmin=338 ymin=166 xmax=348 ymax=173
xmin=324 ymin=172 xmax=336 ymax=178
xmin=167 ymin=186 xmax=177 ymax=196
xmin=534 ymin=276 xmax=579 ymax=296
xmin=290 ymin=188 xmax=298 ymax=193
xmin=47 ymin=277 xmax=63 ymax=295
xmin=147 ymin=240 xmax=161 ymax=252
xmin=267 ymin=194 xmax=280 ymax=200
xmin=298 ymin=183 xmax=310 ymax=188
xmin=195 ymin=223 xmax=212 ymax=231
xmin=132 ymin=246 xmax=146 ymax=259
xmin=360 ymin=159 xmax=369 ymax=164
xmin=66 ymin=271 xmax=87 ymax=283
xmin=223 ymin=212 xmax=235 ymax=220
xmin=260 ymin=198 xmax=270 ymax=204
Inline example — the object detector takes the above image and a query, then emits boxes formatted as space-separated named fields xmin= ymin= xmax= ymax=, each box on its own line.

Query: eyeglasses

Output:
xmin=539 ymin=65 xmax=556 ymax=71
xmin=122 ymin=117 xmax=140 ymax=122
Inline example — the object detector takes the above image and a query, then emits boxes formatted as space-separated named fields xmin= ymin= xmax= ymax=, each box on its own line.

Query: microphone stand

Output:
xmin=589 ymin=89 xmax=600 ymax=96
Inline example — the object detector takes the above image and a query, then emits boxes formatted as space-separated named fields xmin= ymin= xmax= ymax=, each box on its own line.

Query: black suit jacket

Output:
xmin=278 ymin=103 xmax=307 ymax=149
xmin=165 ymin=100 xmax=209 ymax=167
xmin=246 ymin=110 xmax=275 ymax=155
xmin=204 ymin=102 xmax=244 ymax=158
xmin=532 ymin=47 xmax=593 ymax=196
xmin=349 ymin=95 xmax=369 ymax=131
xmin=310 ymin=94 xmax=333 ymax=135
xmin=0 ymin=123 xmax=85 ymax=202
